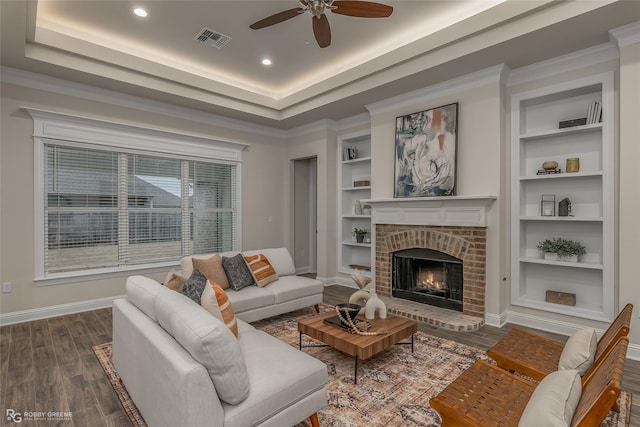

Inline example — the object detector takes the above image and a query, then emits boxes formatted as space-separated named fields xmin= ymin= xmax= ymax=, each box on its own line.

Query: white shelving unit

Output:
xmin=338 ymin=131 xmax=372 ymax=276
xmin=510 ymin=72 xmax=614 ymax=322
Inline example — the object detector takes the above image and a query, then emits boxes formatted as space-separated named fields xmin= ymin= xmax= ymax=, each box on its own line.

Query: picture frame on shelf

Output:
xmin=394 ymin=103 xmax=458 ymax=198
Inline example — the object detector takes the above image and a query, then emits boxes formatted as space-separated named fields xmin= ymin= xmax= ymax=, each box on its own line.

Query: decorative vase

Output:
xmin=365 ymin=288 xmax=387 ymax=320
xmin=349 ymin=272 xmax=371 ymax=314
xmin=566 ymin=158 xmax=580 ymax=173
xmin=356 ymin=234 xmax=365 ymax=243
xmin=558 ymin=199 xmax=570 ymax=216
xmin=349 ymin=290 xmax=370 ymax=314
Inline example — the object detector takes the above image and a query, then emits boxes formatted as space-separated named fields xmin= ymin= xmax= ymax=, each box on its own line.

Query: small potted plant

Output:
xmin=537 ymin=237 xmax=586 ymax=262
xmin=353 ymin=228 xmax=368 ymax=243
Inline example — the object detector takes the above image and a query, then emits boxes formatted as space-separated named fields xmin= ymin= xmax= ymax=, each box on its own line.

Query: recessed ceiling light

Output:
xmin=262 ymin=59 xmax=272 ymax=66
xmin=133 ymin=8 xmax=148 ymax=17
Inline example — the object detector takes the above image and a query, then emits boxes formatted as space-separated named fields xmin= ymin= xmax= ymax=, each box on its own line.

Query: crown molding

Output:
xmin=507 ymin=42 xmax=619 ymax=87
xmin=1 ymin=66 xmax=289 ymax=140
xmin=609 ymin=21 xmax=640 ymax=47
xmin=365 ymin=64 xmax=508 ymax=116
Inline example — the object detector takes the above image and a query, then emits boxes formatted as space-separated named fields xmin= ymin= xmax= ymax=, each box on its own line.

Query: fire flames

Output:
xmin=417 ymin=270 xmax=446 ymax=291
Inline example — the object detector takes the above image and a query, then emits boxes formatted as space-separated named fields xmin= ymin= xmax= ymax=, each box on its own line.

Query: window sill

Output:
xmin=34 ymin=262 xmax=179 ymax=287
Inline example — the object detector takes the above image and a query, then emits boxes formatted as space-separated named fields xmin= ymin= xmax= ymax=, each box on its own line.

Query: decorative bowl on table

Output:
xmin=335 ymin=303 xmax=361 ymax=326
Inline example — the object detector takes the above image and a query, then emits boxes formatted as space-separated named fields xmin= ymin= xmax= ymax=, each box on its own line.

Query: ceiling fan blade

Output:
xmin=312 ymin=14 xmax=331 ymax=48
xmin=250 ymin=8 xmax=304 ymax=30
xmin=331 ymin=1 xmax=393 ymax=18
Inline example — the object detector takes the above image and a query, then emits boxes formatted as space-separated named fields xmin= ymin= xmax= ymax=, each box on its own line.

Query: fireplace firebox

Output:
xmin=392 ymin=248 xmax=463 ymax=312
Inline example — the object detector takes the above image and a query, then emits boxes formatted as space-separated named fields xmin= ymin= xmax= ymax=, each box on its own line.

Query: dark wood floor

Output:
xmin=1 ymin=284 xmax=638 ymax=426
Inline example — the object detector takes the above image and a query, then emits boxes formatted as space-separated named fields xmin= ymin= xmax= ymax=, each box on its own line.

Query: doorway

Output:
xmin=292 ymin=157 xmax=317 ymax=274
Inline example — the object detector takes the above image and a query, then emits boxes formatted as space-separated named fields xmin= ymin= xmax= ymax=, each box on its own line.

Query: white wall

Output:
xmin=618 ymin=38 xmax=640 ymax=348
xmin=0 ymin=81 xmax=286 ymax=316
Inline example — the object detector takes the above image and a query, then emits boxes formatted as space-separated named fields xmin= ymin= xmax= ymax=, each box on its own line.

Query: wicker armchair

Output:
xmin=430 ymin=336 xmax=629 ymax=427
xmin=486 ymin=303 xmax=633 ymax=382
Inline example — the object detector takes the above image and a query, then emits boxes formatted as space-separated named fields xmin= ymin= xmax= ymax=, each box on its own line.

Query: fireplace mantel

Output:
xmin=362 ymin=196 xmax=496 ymax=227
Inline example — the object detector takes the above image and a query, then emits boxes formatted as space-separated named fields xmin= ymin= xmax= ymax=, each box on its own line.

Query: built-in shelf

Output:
xmin=510 ymin=72 xmax=614 ymax=322
xmin=338 ymin=131 xmax=372 ymax=276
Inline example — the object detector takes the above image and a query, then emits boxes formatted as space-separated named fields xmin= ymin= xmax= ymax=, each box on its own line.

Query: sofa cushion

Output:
xmin=180 ymin=251 xmax=240 ymax=279
xmin=559 ymin=327 xmax=597 ymax=375
xmin=243 ymin=248 xmax=296 ymax=276
xmin=181 ymin=269 xmax=208 ymax=304
xmin=223 ymin=254 xmax=255 ymax=291
xmin=265 ymin=275 xmax=325 ymax=304
xmin=222 ymin=329 xmax=328 ymax=426
xmin=126 ymin=275 xmax=171 ymax=322
xmin=226 ymin=286 xmax=276 ymax=313
xmin=154 ymin=289 xmax=250 ymax=405
xmin=518 ymin=369 xmax=581 ymax=427
xmin=163 ymin=269 xmax=187 ymax=292
xmin=193 ymin=254 xmax=230 ymax=290
xmin=244 ymin=254 xmax=279 ymax=288
xmin=201 ymin=281 xmax=239 ymax=337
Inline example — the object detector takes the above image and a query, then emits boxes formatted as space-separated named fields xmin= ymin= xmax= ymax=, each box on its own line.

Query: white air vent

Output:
xmin=194 ymin=27 xmax=231 ymax=49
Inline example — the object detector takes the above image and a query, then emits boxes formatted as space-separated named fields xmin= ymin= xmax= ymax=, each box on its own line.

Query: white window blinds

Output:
xmin=43 ymin=145 xmax=239 ymax=275
xmin=27 ymin=108 xmax=247 ymax=282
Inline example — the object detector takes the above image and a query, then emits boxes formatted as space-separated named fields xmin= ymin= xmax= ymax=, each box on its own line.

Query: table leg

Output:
xmin=299 ymin=332 xmax=302 ymax=350
xmin=411 ymin=334 xmax=414 ymax=353
xmin=354 ymin=356 xmax=358 ymax=384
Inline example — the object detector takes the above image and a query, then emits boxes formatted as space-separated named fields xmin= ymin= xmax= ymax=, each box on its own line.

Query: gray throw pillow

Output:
xmin=181 ymin=268 xmax=208 ymax=303
xmin=222 ymin=254 xmax=255 ymax=291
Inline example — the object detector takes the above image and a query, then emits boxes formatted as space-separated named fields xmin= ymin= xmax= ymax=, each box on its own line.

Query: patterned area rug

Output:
xmin=93 ymin=305 xmax=631 ymax=427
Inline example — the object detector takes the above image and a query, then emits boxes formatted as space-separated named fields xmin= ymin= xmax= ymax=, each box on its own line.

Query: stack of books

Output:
xmin=586 ymin=100 xmax=602 ymax=124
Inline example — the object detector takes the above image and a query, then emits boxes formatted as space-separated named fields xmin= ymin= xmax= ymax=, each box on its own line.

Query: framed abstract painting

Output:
xmin=394 ymin=103 xmax=458 ymax=198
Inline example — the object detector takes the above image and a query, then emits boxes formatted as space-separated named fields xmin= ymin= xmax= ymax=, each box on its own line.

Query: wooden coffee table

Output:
xmin=298 ymin=311 xmax=418 ymax=384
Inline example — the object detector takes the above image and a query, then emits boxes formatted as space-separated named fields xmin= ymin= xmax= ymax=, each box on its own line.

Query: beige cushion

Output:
xmin=192 ymin=254 xmax=230 ymax=290
xmin=244 ymin=254 xmax=279 ymax=287
xmin=163 ymin=269 xmax=187 ymax=291
xmin=201 ymin=281 xmax=238 ymax=337
xmin=154 ymin=289 xmax=250 ymax=405
xmin=558 ymin=327 xmax=597 ymax=375
xmin=519 ymin=369 xmax=581 ymax=427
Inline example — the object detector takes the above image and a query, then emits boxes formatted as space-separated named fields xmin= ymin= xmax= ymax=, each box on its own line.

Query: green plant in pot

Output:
xmin=353 ymin=228 xmax=368 ymax=243
xmin=537 ymin=237 xmax=586 ymax=262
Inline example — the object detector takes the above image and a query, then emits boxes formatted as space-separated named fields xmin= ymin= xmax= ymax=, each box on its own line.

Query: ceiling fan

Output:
xmin=249 ymin=0 xmax=393 ymax=48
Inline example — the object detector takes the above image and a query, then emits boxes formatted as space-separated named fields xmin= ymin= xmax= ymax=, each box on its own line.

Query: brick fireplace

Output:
xmin=376 ymin=224 xmax=487 ymax=318
xmin=364 ymin=196 xmax=495 ymax=320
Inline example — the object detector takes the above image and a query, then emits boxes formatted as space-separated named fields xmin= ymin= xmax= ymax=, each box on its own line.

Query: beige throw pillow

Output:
xmin=193 ymin=254 xmax=230 ymax=290
xmin=163 ymin=269 xmax=187 ymax=292
xmin=558 ymin=327 xmax=597 ymax=375
xmin=518 ymin=369 xmax=581 ymax=427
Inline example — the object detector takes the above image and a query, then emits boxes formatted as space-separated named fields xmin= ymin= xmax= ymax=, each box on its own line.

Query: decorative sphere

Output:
xmin=542 ymin=161 xmax=559 ymax=170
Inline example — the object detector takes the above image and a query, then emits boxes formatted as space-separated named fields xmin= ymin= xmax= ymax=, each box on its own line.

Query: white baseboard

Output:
xmin=484 ymin=311 xmax=507 ymax=328
xmin=0 ymin=295 xmax=124 ymax=326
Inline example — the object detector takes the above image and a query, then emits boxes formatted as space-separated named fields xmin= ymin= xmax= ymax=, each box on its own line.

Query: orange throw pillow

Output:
xmin=244 ymin=254 xmax=279 ymax=288
xmin=201 ymin=280 xmax=238 ymax=337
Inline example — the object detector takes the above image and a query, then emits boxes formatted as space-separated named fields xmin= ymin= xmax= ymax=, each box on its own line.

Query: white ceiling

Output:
xmin=2 ymin=1 xmax=639 ymax=129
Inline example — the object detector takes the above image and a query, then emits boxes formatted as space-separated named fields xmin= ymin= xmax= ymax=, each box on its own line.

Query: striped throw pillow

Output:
xmin=244 ymin=254 xmax=279 ymax=287
xmin=201 ymin=281 xmax=239 ymax=337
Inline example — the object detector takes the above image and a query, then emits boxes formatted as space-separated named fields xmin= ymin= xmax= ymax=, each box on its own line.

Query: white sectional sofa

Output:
xmin=112 ymin=275 xmax=328 ymax=427
xmin=178 ymin=247 xmax=324 ymax=323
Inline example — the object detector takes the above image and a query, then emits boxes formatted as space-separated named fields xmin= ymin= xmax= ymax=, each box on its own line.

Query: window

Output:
xmin=28 ymin=109 xmax=246 ymax=282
